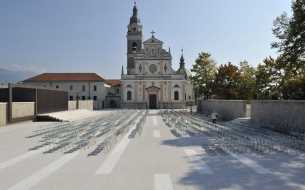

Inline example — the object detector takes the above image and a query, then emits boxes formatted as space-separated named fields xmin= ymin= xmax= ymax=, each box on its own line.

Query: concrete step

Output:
xmin=37 ymin=109 xmax=99 ymax=122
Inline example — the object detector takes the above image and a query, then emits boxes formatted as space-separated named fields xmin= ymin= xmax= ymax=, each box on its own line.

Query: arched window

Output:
xmin=132 ymin=42 xmax=137 ymax=53
xmin=151 ymin=47 xmax=155 ymax=55
xmin=127 ymin=91 xmax=132 ymax=100
xmin=174 ymin=91 xmax=179 ymax=100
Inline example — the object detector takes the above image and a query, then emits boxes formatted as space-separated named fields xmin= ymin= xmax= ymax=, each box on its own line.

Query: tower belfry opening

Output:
xmin=132 ymin=42 xmax=137 ymax=53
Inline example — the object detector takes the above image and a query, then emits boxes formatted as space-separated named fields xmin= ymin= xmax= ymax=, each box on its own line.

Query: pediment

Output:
xmin=146 ymin=86 xmax=160 ymax=92
xmin=143 ymin=37 xmax=163 ymax=44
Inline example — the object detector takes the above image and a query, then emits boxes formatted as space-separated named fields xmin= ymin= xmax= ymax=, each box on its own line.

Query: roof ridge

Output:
xmin=23 ymin=73 xmax=108 ymax=82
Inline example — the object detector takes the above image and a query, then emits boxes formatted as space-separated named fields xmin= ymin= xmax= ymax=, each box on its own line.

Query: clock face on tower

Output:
xmin=133 ymin=27 xmax=137 ymax=32
xmin=148 ymin=64 xmax=157 ymax=74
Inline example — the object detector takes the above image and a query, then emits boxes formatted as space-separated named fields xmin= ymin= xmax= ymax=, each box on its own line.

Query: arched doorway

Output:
xmin=146 ymin=86 xmax=160 ymax=109
xmin=149 ymin=94 xmax=157 ymax=108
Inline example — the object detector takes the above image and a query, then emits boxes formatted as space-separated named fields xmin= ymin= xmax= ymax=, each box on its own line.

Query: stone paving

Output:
xmin=0 ymin=109 xmax=305 ymax=190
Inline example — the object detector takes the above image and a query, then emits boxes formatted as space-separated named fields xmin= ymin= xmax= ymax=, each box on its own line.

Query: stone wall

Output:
xmin=121 ymin=102 xmax=147 ymax=109
xmin=197 ymin=100 xmax=247 ymax=120
xmin=251 ymin=100 xmax=305 ymax=127
xmin=12 ymin=102 xmax=35 ymax=118
xmin=162 ymin=102 xmax=186 ymax=109
xmin=0 ymin=103 xmax=8 ymax=127
xmin=93 ymin=100 xmax=104 ymax=110
xmin=0 ymin=102 xmax=35 ymax=127
xmin=69 ymin=100 xmax=95 ymax=110
xmin=68 ymin=101 xmax=77 ymax=110
xmin=120 ymin=102 xmax=186 ymax=109
xmin=78 ymin=100 xmax=93 ymax=111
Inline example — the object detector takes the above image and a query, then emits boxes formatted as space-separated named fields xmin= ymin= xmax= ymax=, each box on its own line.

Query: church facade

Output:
xmin=120 ymin=4 xmax=195 ymax=109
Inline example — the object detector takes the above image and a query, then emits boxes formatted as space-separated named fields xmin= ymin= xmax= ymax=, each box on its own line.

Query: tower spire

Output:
xmin=133 ymin=2 xmax=138 ymax=16
xmin=181 ymin=45 xmax=183 ymax=55
xmin=129 ymin=2 xmax=141 ymax=25
xmin=121 ymin=65 xmax=124 ymax=75
xmin=180 ymin=48 xmax=185 ymax=69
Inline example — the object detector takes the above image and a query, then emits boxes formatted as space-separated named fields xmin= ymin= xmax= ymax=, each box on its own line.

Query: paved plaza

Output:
xmin=0 ymin=109 xmax=305 ymax=190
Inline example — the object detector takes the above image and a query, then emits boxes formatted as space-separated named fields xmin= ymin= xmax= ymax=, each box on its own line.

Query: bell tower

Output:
xmin=126 ymin=2 xmax=143 ymax=74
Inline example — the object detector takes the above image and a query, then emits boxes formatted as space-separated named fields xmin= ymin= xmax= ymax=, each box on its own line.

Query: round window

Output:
xmin=148 ymin=64 xmax=157 ymax=74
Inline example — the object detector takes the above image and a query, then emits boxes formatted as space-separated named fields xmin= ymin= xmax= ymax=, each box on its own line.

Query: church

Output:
xmin=120 ymin=3 xmax=195 ymax=109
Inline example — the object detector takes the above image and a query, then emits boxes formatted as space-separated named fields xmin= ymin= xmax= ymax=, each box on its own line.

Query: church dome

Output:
xmin=176 ymin=67 xmax=192 ymax=80
xmin=175 ymin=54 xmax=192 ymax=80
xmin=129 ymin=4 xmax=141 ymax=25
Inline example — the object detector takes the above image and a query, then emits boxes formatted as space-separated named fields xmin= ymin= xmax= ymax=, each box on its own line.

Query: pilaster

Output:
xmin=135 ymin=82 xmax=138 ymax=102
xmin=143 ymin=82 xmax=146 ymax=101
xmin=121 ymin=81 xmax=125 ymax=103
xmin=168 ymin=81 xmax=171 ymax=102
xmin=182 ymin=81 xmax=186 ymax=103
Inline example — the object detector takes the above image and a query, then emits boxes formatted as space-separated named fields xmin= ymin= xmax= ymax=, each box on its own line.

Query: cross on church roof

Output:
xmin=151 ymin=30 xmax=155 ymax=38
xmin=134 ymin=1 xmax=136 ymax=5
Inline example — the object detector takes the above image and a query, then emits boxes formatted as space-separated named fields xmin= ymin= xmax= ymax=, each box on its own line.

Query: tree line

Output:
xmin=191 ymin=0 xmax=305 ymax=100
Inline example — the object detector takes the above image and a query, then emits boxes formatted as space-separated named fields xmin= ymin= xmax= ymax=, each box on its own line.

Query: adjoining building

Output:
xmin=0 ymin=84 xmax=8 ymax=88
xmin=120 ymin=3 xmax=195 ymax=109
xmin=23 ymin=73 xmax=111 ymax=104
xmin=105 ymin=79 xmax=121 ymax=108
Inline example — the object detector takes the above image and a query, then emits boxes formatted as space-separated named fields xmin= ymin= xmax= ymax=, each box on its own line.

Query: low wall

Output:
xmin=78 ymin=100 xmax=93 ymax=111
xmin=251 ymin=100 xmax=305 ymax=127
xmin=69 ymin=101 xmax=94 ymax=110
xmin=68 ymin=101 xmax=77 ymax=110
xmin=197 ymin=100 xmax=247 ymax=120
xmin=0 ymin=102 xmax=35 ymax=127
xmin=120 ymin=102 xmax=186 ymax=109
xmin=162 ymin=102 xmax=186 ymax=109
xmin=12 ymin=102 xmax=35 ymax=118
xmin=121 ymin=102 xmax=147 ymax=109
xmin=93 ymin=100 xmax=103 ymax=110
xmin=0 ymin=103 xmax=8 ymax=127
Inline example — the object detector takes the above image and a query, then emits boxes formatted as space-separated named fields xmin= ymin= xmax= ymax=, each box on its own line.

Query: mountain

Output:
xmin=0 ymin=68 xmax=38 ymax=86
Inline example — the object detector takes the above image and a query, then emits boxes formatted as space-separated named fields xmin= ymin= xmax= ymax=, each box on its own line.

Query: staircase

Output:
xmin=37 ymin=109 xmax=100 ymax=122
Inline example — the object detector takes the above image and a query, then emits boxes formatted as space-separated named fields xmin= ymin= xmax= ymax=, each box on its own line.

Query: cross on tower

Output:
xmin=151 ymin=30 xmax=155 ymax=37
xmin=134 ymin=2 xmax=136 ymax=5
xmin=181 ymin=45 xmax=183 ymax=55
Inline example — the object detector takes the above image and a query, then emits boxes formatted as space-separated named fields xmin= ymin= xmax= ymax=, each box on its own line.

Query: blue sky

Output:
xmin=0 ymin=0 xmax=292 ymax=79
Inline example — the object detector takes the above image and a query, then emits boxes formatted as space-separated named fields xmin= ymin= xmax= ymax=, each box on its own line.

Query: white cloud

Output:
xmin=11 ymin=64 xmax=46 ymax=74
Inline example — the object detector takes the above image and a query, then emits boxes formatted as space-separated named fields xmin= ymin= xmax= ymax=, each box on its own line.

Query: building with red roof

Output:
xmin=23 ymin=73 xmax=112 ymax=105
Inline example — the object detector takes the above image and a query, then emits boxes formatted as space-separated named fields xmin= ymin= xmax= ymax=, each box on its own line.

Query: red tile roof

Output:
xmin=106 ymin=79 xmax=121 ymax=87
xmin=24 ymin=73 xmax=108 ymax=82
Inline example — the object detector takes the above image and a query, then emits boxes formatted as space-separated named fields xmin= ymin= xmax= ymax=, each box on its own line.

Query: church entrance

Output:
xmin=149 ymin=94 xmax=157 ymax=109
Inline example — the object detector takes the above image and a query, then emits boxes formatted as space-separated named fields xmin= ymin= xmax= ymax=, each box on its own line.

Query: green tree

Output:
xmin=190 ymin=52 xmax=217 ymax=99
xmin=263 ymin=56 xmax=305 ymax=100
xmin=263 ymin=56 xmax=285 ymax=99
xmin=271 ymin=0 xmax=305 ymax=72
xmin=255 ymin=63 xmax=271 ymax=100
xmin=284 ymin=73 xmax=305 ymax=100
xmin=213 ymin=62 xmax=240 ymax=100
xmin=237 ymin=60 xmax=256 ymax=100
